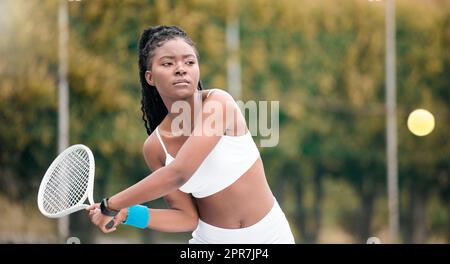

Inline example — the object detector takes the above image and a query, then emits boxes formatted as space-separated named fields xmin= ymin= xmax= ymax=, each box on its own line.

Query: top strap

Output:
xmin=155 ymin=127 xmax=169 ymax=156
xmin=206 ymin=89 xmax=216 ymax=98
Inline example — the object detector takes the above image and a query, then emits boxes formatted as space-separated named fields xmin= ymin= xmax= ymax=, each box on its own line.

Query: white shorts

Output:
xmin=189 ymin=198 xmax=295 ymax=244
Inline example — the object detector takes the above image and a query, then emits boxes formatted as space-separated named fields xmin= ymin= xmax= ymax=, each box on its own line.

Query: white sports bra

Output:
xmin=155 ymin=91 xmax=260 ymax=198
xmin=156 ymin=128 xmax=260 ymax=198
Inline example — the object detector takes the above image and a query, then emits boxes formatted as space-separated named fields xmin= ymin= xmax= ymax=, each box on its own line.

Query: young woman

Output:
xmin=87 ymin=25 xmax=295 ymax=244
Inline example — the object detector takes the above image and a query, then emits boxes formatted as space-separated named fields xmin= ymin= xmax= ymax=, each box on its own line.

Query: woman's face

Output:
xmin=146 ymin=38 xmax=200 ymax=99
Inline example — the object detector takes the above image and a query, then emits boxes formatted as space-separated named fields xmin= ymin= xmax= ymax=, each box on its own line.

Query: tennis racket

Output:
xmin=37 ymin=144 xmax=114 ymax=229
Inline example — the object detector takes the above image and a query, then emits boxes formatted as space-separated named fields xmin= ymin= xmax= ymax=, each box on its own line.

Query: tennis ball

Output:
xmin=407 ymin=109 xmax=435 ymax=136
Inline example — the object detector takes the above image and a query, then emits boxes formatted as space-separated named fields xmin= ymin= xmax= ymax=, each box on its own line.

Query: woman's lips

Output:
xmin=173 ymin=79 xmax=190 ymax=86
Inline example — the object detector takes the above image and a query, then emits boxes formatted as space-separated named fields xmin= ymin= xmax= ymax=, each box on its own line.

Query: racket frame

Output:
xmin=37 ymin=144 xmax=96 ymax=218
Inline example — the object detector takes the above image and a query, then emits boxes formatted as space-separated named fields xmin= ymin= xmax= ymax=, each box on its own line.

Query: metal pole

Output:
xmin=226 ymin=13 xmax=241 ymax=99
xmin=385 ymin=0 xmax=399 ymax=243
xmin=58 ymin=0 xmax=70 ymax=243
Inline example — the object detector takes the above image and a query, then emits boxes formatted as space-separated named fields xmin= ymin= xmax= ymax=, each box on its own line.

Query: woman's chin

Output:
xmin=172 ymin=86 xmax=197 ymax=98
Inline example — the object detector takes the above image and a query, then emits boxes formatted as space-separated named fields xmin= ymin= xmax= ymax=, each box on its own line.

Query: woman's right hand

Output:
xmin=86 ymin=204 xmax=128 ymax=232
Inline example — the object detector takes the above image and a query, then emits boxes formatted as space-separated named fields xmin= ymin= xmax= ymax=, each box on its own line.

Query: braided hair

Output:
xmin=138 ymin=25 xmax=203 ymax=135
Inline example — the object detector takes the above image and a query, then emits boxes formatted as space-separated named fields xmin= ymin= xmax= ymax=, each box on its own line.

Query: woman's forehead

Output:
xmin=154 ymin=38 xmax=196 ymax=58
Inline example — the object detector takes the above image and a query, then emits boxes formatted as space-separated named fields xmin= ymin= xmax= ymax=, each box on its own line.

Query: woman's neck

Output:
xmin=161 ymin=90 xmax=203 ymax=136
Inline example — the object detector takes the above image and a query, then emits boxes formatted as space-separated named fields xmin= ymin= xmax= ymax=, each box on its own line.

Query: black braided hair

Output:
xmin=138 ymin=25 xmax=203 ymax=135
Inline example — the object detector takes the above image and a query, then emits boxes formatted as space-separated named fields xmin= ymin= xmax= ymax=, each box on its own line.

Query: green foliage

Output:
xmin=0 ymin=0 xmax=448 ymax=243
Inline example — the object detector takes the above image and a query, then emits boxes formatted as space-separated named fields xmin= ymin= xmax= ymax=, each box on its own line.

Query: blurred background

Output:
xmin=0 ymin=0 xmax=449 ymax=244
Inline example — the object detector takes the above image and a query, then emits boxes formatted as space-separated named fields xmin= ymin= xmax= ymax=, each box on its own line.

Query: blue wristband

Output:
xmin=122 ymin=205 xmax=149 ymax=229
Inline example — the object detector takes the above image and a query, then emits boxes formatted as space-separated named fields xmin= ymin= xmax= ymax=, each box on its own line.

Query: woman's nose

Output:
xmin=175 ymin=62 xmax=186 ymax=75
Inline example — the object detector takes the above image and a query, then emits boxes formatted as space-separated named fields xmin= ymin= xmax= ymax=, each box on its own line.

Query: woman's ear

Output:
xmin=145 ymin=70 xmax=155 ymax=86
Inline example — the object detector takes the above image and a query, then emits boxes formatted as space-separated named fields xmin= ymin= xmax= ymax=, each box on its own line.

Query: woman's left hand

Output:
xmin=86 ymin=203 xmax=117 ymax=233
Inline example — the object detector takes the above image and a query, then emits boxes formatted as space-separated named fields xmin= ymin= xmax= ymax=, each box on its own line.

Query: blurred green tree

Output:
xmin=0 ymin=0 xmax=448 ymax=244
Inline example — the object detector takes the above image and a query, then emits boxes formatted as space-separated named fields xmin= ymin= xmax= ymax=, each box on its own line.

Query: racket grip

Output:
xmin=105 ymin=219 xmax=115 ymax=230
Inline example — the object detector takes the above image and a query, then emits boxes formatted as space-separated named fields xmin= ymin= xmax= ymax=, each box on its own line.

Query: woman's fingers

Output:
xmin=86 ymin=206 xmax=118 ymax=233
xmin=99 ymin=218 xmax=116 ymax=233
xmin=89 ymin=208 xmax=100 ymax=216
xmin=85 ymin=203 xmax=100 ymax=211
xmin=112 ymin=217 xmax=121 ymax=228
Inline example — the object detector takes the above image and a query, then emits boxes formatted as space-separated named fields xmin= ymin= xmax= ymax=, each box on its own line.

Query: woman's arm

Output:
xmin=88 ymin=133 xmax=199 ymax=233
xmin=107 ymin=90 xmax=235 ymax=211
xmin=142 ymin=136 xmax=199 ymax=232
xmin=148 ymin=190 xmax=198 ymax=232
xmin=90 ymin=192 xmax=199 ymax=232
xmin=135 ymin=133 xmax=199 ymax=232
xmin=112 ymin=191 xmax=198 ymax=232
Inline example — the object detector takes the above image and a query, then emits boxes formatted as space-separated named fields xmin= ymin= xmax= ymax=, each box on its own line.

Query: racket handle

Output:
xmin=105 ymin=219 xmax=115 ymax=230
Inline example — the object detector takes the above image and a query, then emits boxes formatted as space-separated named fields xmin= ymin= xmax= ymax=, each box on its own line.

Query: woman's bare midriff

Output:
xmin=194 ymin=158 xmax=275 ymax=229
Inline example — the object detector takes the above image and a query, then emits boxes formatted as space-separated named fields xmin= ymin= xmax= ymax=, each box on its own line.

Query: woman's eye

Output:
xmin=162 ymin=62 xmax=173 ymax=67
xmin=186 ymin=61 xmax=195 ymax=65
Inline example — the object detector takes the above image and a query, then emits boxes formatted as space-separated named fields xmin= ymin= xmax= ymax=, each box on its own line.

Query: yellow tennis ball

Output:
xmin=407 ymin=109 xmax=435 ymax=136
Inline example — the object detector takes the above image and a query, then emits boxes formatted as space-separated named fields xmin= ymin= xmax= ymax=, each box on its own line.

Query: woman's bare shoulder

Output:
xmin=143 ymin=131 xmax=165 ymax=172
xmin=203 ymin=88 xmax=233 ymax=98
xmin=201 ymin=88 xmax=237 ymax=108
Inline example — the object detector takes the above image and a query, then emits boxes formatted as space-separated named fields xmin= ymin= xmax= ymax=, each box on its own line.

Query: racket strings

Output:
xmin=45 ymin=160 xmax=86 ymax=211
xmin=42 ymin=148 xmax=91 ymax=214
xmin=44 ymin=162 xmax=82 ymax=212
xmin=44 ymin=151 xmax=89 ymax=212
xmin=45 ymin=157 xmax=81 ymax=210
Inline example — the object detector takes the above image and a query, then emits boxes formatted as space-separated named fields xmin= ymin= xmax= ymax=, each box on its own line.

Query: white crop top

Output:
xmin=155 ymin=124 xmax=260 ymax=199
